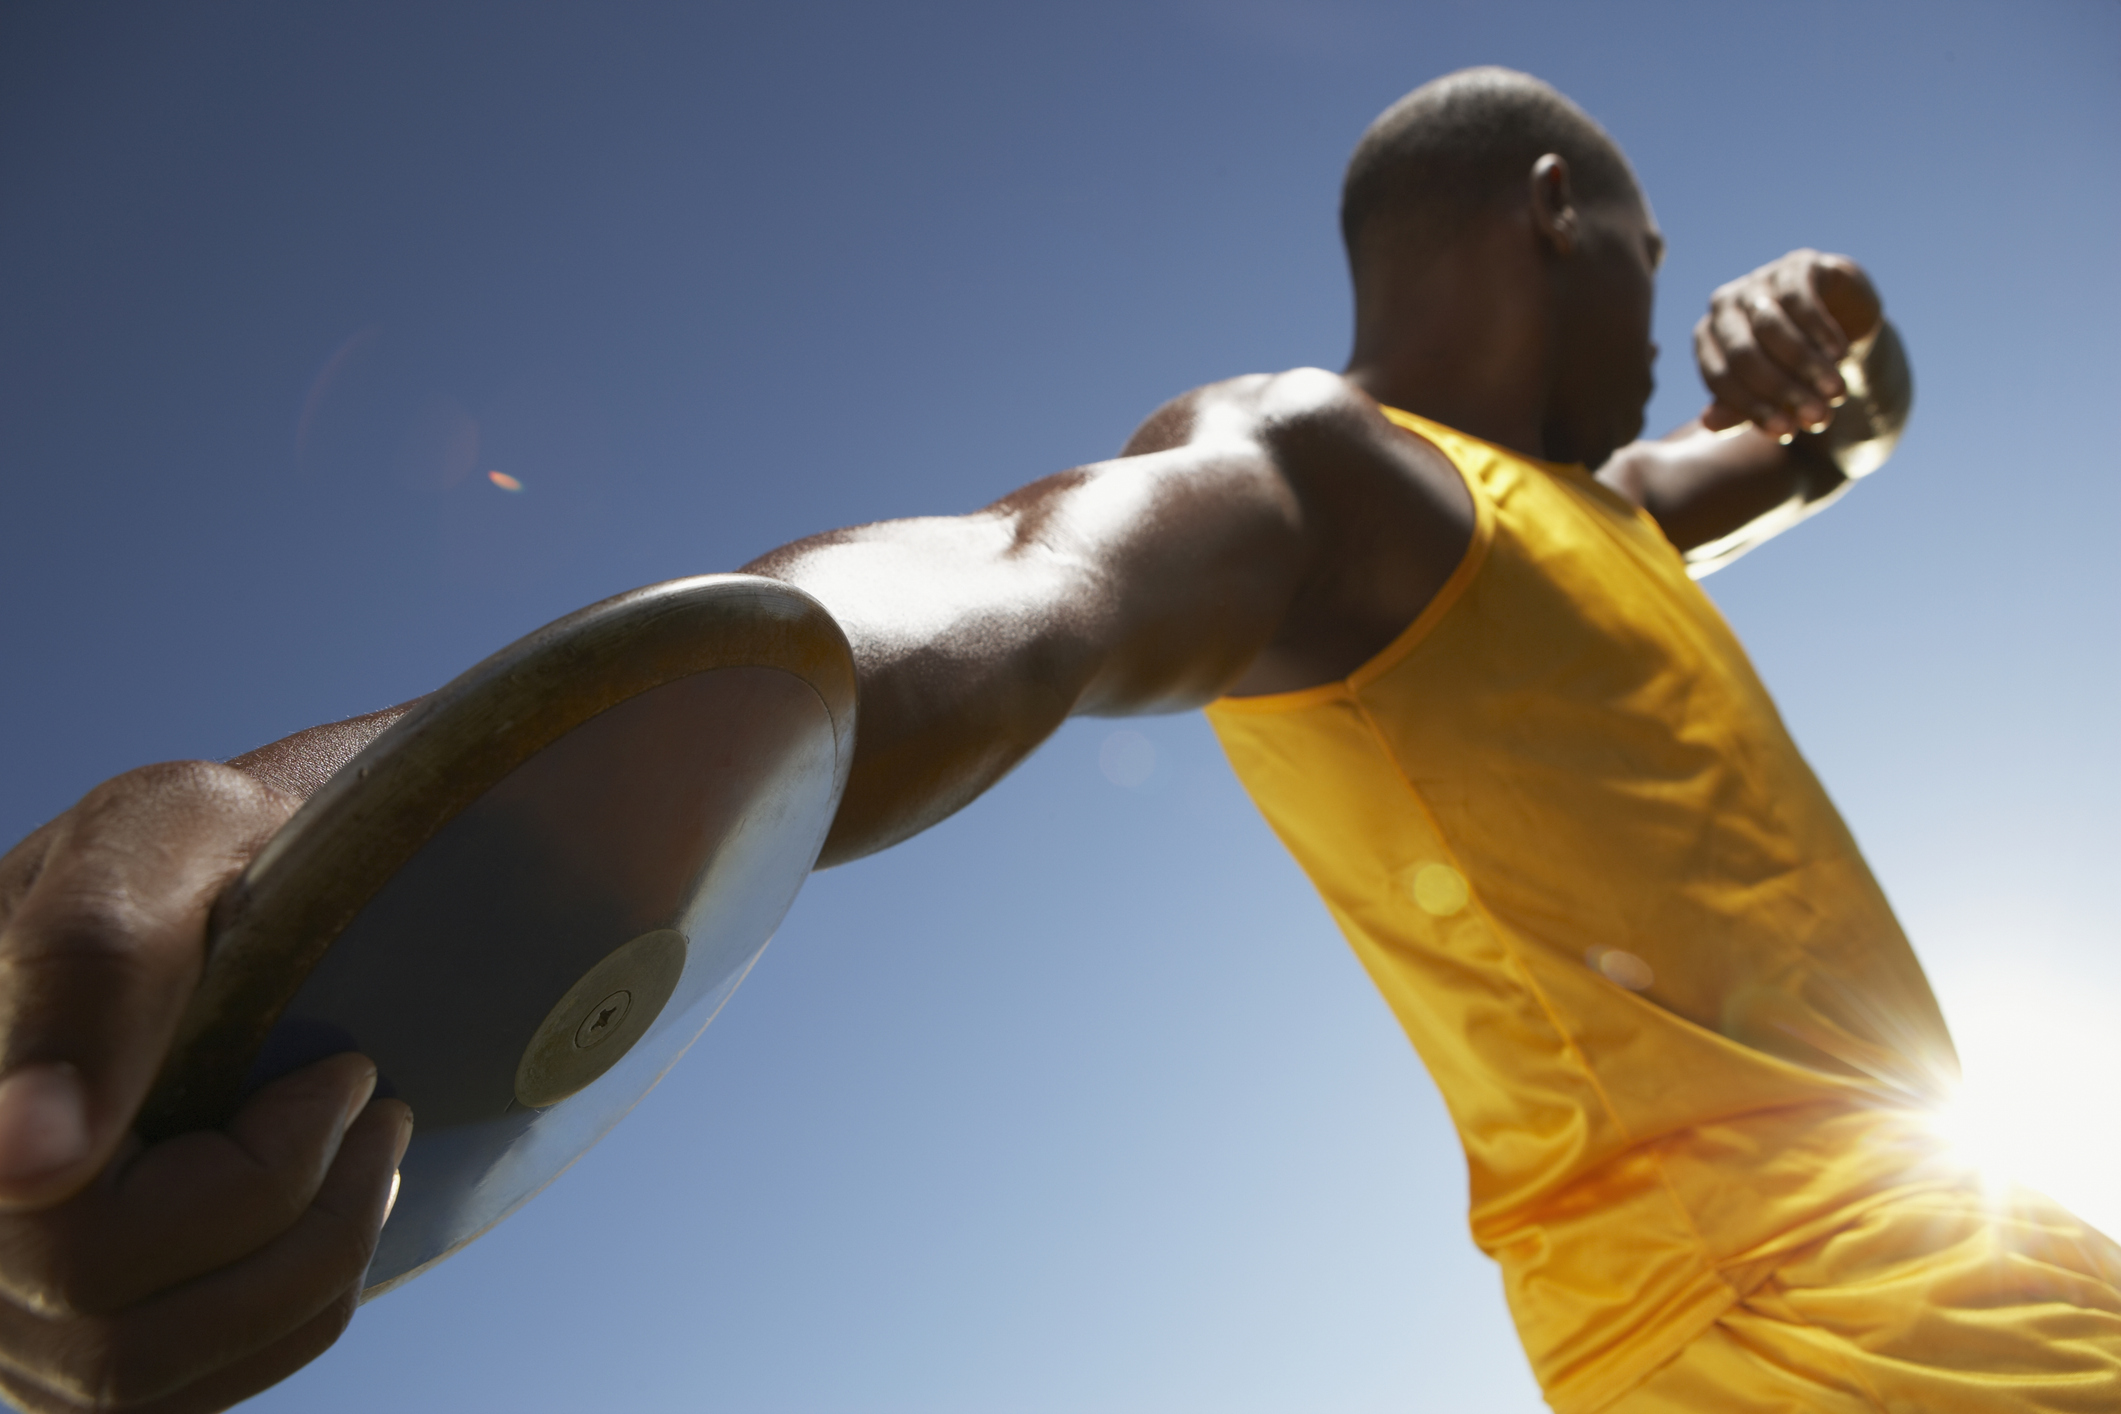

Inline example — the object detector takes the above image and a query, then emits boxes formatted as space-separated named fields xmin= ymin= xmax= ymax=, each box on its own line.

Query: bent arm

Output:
xmin=1600 ymin=253 xmax=1913 ymax=575
xmin=743 ymin=437 xmax=1308 ymax=865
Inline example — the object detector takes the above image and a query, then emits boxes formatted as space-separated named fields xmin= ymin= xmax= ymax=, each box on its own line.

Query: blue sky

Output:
xmin=3 ymin=2 xmax=2117 ymax=1409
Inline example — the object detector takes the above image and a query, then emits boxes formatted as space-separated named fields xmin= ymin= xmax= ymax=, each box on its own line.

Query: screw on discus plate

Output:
xmin=514 ymin=930 xmax=688 ymax=1110
xmin=574 ymin=990 xmax=633 ymax=1049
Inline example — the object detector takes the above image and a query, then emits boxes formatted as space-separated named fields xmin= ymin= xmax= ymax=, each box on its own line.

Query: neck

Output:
xmin=1341 ymin=215 xmax=1557 ymax=460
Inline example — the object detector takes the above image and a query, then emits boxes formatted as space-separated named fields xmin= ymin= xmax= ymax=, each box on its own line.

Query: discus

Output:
xmin=137 ymin=574 xmax=856 ymax=1298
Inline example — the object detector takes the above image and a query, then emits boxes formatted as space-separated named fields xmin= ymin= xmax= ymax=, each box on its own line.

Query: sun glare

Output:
xmin=1922 ymin=963 xmax=2121 ymax=1239
xmin=1923 ymin=1078 xmax=2023 ymax=1200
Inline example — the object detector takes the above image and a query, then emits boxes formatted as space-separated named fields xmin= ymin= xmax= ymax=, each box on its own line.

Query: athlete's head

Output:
xmin=1342 ymin=69 xmax=1663 ymax=466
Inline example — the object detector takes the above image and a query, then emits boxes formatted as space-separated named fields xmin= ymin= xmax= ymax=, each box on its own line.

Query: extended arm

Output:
xmin=215 ymin=397 xmax=1318 ymax=868
xmin=741 ymin=367 xmax=1471 ymax=863
xmin=0 ymin=444 xmax=1300 ymax=1412
xmin=1599 ymin=250 xmax=1913 ymax=574
xmin=741 ymin=405 xmax=1312 ymax=864
xmin=0 ymin=366 xmax=1452 ymax=1410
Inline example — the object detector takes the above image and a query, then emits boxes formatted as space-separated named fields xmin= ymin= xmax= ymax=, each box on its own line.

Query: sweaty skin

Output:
xmin=0 ymin=145 xmax=1903 ymax=1411
xmin=752 ymin=168 xmax=1898 ymax=866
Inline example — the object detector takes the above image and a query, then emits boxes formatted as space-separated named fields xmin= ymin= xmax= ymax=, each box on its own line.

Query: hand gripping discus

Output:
xmin=137 ymin=575 xmax=856 ymax=1297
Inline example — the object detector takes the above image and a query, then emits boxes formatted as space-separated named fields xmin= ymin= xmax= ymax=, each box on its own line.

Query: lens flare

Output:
xmin=294 ymin=325 xmax=381 ymax=476
xmin=1922 ymin=1082 xmax=2018 ymax=1202
xmin=1918 ymin=959 xmax=2121 ymax=1237
xmin=488 ymin=470 xmax=524 ymax=492
xmin=1583 ymin=944 xmax=1654 ymax=991
xmin=1406 ymin=863 xmax=1468 ymax=917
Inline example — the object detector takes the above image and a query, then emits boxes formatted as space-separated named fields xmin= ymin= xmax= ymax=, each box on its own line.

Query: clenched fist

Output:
xmin=0 ymin=763 xmax=409 ymax=1412
xmin=1695 ymin=248 xmax=1883 ymax=443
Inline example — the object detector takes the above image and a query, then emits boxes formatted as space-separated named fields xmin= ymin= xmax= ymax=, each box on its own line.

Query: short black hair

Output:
xmin=1341 ymin=68 xmax=1638 ymax=258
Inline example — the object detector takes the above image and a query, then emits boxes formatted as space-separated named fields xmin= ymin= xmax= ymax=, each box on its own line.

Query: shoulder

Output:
xmin=1117 ymin=369 xmax=1464 ymax=542
xmin=1120 ymin=368 xmax=1395 ymax=459
xmin=1116 ymin=371 xmax=1475 ymax=695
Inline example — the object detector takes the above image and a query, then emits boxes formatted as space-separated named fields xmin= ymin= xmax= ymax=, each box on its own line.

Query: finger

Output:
xmin=1743 ymin=285 xmax=1844 ymax=418
xmin=1808 ymin=253 xmax=1882 ymax=349
xmin=0 ymin=1054 xmax=381 ymax=1317
xmin=140 ymin=1294 xmax=358 ymax=1414
xmin=1708 ymin=298 xmax=1811 ymax=416
xmin=0 ymin=765 xmax=296 ymax=1209
xmin=1695 ymin=312 xmax=1797 ymax=440
xmin=0 ymin=1293 xmax=356 ymax=1414
xmin=1767 ymin=258 xmax=1852 ymax=373
xmin=1707 ymin=300 xmax=1842 ymax=438
xmin=0 ymin=1100 xmax=407 ymax=1410
xmin=97 ymin=1056 xmax=380 ymax=1311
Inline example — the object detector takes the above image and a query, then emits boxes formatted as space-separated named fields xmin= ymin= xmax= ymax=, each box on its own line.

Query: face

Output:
xmin=1544 ymin=186 xmax=1663 ymax=468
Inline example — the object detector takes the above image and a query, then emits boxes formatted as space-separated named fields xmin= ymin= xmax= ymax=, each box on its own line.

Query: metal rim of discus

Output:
xmin=137 ymin=572 xmax=856 ymax=1142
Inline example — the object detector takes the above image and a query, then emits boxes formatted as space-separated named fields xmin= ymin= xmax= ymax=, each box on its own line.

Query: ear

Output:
xmin=1528 ymin=153 xmax=1577 ymax=256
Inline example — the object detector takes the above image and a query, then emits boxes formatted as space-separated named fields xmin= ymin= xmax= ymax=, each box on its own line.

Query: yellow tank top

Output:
xmin=1203 ymin=408 xmax=1962 ymax=1413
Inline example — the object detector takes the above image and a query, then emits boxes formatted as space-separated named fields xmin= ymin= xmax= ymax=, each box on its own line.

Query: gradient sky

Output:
xmin=3 ymin=3 xmax=2117 ymax=1410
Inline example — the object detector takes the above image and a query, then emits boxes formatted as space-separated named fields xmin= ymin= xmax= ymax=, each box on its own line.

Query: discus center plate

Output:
xmin=516 ymin=929 xmax=688 ymax=1109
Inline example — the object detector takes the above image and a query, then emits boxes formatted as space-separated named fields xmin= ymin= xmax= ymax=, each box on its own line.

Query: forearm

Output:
xmin=214 ymin=533 xmax=1098 ymax=863
xmin=743 ymin=516 xmax=1100 ymax=865
xmin=1607 ymin=315 xmax=1911 ymax=573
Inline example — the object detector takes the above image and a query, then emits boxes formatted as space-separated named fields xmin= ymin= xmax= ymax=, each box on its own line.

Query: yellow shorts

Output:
xmin=1608 ymin=1185 xmax=2121 ymax=1413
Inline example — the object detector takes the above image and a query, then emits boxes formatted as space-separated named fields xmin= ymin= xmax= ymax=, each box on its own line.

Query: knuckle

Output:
xmin=71 ymin=764 xmax=211 ymax=836
xmin=314 ymin=1284 xmax=358 ymax=1348
xmin=73 ymin=761 xmax=290 ymax=857
xmin=13 ymin=1273 xmax=98 ymax=1327
xmin=45 ymin=1313 xmax=130 ymax=1409
xmin=56 ymin=1315 xmax=190 ymax=1413
xmin=238 ymin=1170 xmax=316 ymax=1243
xmin=0 ymin=1223 xmax=106 ymax=1322
xmin=91 ymin=760 xmax=245 ymax=810
xmin=34 ymin=1258 xmax=145 ymax=1326
xmin=1725 ymin=344 xmax=1768 ymax=375
xmin=308 ymin=1205 xmax=382 ymax=1283
xmin=24 ymin=890 xmax=152 ymax=962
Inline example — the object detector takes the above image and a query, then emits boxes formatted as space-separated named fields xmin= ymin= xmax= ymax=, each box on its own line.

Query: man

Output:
xmin=0 ymin=66 xmax=2112 ymax=1412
